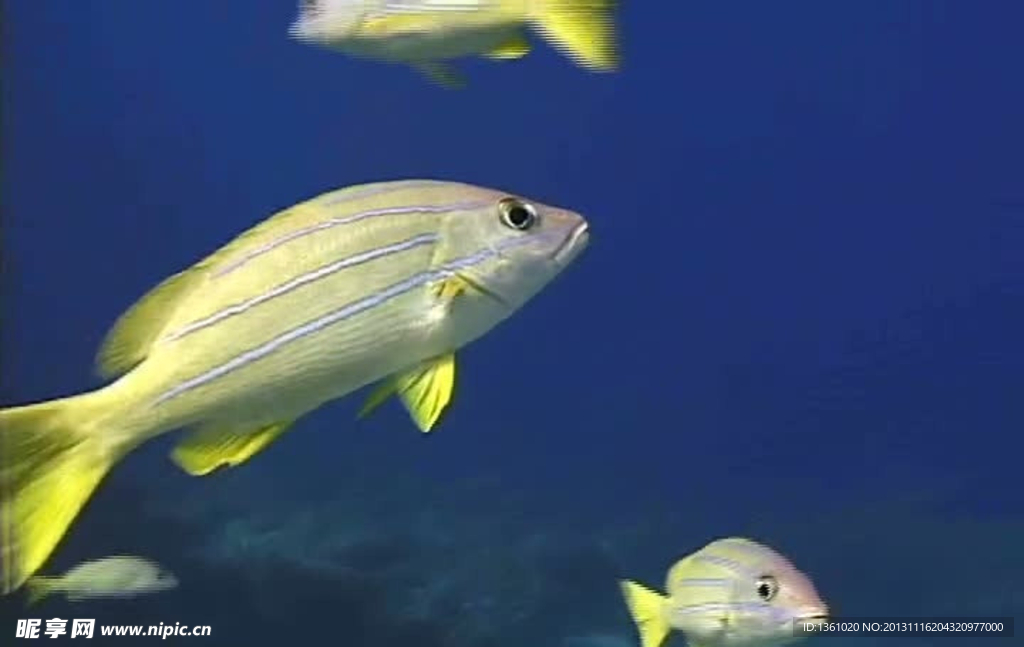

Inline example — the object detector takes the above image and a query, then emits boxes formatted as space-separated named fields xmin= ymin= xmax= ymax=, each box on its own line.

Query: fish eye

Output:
xmin=498 ymin=198 xmax=537 ymax=231
xmin=756 ymin=575 xmax=778 ymax=601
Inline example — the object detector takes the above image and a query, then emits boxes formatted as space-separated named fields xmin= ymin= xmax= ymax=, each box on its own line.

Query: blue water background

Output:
xmin=2 ymin=1 xmax=1023 ymax=645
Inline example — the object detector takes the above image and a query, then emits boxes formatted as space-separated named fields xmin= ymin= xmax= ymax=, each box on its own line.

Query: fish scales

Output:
xmin=131 ymin=183 xmax=498 ymax=428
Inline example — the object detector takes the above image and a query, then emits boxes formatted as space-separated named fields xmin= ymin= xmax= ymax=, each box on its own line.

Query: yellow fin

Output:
xmin=484 ymin=32 xmax=531 ymax=59
xmin=413 ymin=62 xmax=467 ymax=89
xmin=0 ymin=393 xmax=125 ymax=595
xmin=530 ymin=0 xmax=618 ymax=71
xmin=170 ymin=421 xmax=292 ymax=476
xmin=24 ymin=576 xmax=59 ymax=606
xmin=358 ymin=354 xmax=456 ymax=432
xmin=94 ymin=202 xmax=320 ymax=380
xmin=433 ymin=272 xmax=508 ymax=307
xmin=94 ymin=269 xmax=204 ymax=379
xmin=619 ymin=580 xmax=671 ymax=647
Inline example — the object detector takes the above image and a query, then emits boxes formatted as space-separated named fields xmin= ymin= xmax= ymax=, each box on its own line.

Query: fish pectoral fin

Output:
xmin=619 ymin=580 xmax=671 ymax=647
xmin=483 ymin=32 xmax=531 ymax=60
xmin=413 ymin=62 xmax=467 ymax=89
xmin=170 ymin=421 xmax=293 ymax=476
xmin=358 ymin=354 xmax=456 ymax=433
xmin=529 ymin=0 xmax=618 ymax=71
xmin=432 ymin=272 xmax=508 ymax=308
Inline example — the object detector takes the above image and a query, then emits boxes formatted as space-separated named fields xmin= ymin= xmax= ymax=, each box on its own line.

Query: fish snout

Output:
xmin=552 ymin=218 xmax=591 ymax=266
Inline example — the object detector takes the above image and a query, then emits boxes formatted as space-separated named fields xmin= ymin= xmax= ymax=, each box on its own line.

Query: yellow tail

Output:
xmin=530 ymin=0 xmax=619 ymax=71
xmin=619 ymin=579 xmax=671 ymax=647
xmin=0 ymin=391 xmax=128 ymax=595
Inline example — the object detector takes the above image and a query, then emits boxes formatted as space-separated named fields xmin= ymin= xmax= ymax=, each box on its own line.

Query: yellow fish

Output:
xmin=288 ymin=0 xmax=619 ymax=88
xmin=0 ymin=179 xmax=591 ymax=594
xmin=620 ymin=537 xmax=829 ymax=647
xmin=25 ymin=556 xmax=178 ymax=605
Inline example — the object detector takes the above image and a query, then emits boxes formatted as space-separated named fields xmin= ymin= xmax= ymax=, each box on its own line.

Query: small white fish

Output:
xmin=25 ymin=556 xmax=178 ymax=605
xmin=289 ymin=0 xmax=619 ymax=88
xmin=620 ymin=538 xmax=829 ymax=647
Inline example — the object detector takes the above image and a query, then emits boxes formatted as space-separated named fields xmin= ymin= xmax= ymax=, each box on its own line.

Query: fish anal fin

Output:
xmin=358 ymin=354 xmax=456 ymax=432
xmin=530 ymin=0 xmax=618 ymax=71
xmin=170 ymin=421 xmax=293 ymax=476
xmin=413 ymin=62 xmax=467 ymax=89
xmin=484 ymin=32 xmax=531 ymax=60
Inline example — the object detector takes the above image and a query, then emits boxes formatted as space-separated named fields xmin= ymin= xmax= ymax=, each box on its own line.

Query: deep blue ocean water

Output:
xmin=2 ymin=1 xmax=1023 ymax=645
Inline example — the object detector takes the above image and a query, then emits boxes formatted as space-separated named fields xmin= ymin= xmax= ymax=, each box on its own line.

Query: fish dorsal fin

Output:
xmin=358 ymin=353 xmax=456 ymax=432
xmin=529 ymin=0 xmax=618 ymax=71
xmin=170 ymin=421 xmax=294 ymax=476
xmin=94 ymin=203 xmax=316 ymax=380
xmin=484 ymin=32 xmax=531 ymax=59
xmin=94 ymin=269 xmax=207 ymax=379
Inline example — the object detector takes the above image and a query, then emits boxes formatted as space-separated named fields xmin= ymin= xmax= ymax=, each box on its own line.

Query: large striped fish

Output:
xmin=0 ymin=179 xmax=590 ymax=594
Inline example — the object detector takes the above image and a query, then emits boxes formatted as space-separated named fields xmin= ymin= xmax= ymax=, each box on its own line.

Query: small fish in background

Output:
xmin=288 ymin=0 xmax=618 ymax=88
xmin=0 ymin=179 xmax=591 ymax=595
xmin=619 ymin=537 xmax=829 ymax=647
xmin=25 ymin=557 xmax=178 ymax=605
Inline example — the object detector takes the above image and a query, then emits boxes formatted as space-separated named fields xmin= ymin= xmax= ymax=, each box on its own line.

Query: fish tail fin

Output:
xmin=619 ymin=579 xmax=671 ymax=647
xmin=0 ymin=390 xmax=132 ymax=595
xmin=529 ymin=0 xmax=618 ymax=71
xmin=23 ymin=576 xmax=59 ymax=606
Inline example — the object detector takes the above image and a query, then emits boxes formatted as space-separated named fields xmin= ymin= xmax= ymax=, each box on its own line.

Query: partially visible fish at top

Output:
xmin=288 ymin=0 xmax=618 ymax=88
xmin=619 ymin=537 xmax=829 ymax=647
xmin=0 ymin=179 xmax=591 ymax=596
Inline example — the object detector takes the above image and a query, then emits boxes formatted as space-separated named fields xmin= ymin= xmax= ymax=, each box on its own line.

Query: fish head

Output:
xmin=432 ymin=184 xmax=590 ymax=325
xmin=667 ymin=538 xmax=828 ymax=647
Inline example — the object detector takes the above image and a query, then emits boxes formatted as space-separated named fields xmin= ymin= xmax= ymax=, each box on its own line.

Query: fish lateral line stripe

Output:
xmin=673 ymin=602 xmax=791 ymax=620
xmin=213 ymin=199 xmax=491 ymax=278
xmin=152 ymin=245 xmax=500 ymax=406
xmin=164 ymin=233 xmax=440 ymax=342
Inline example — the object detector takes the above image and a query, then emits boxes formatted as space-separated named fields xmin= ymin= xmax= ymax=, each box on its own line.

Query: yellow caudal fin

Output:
xmin=529 ymin=0 xmax=618 ymax=71
xmin=0 ymin=393 xmax=126 ymax=595
xmin=619 ymin=580 xmax=671 ymax=647
xmin=358 ymin=354 xmax=456 ymax=432
xmin=170 ymin=421 xmax=293 ymax=476
xmin=24 ymin=576 xmax=60 ymax=606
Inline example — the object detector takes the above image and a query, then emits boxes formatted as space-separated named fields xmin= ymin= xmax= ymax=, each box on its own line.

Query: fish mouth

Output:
xmin=553 ymin=221 xmax=590 ymax=265
xmin=792 ymin=613 xmax=829 ymax=634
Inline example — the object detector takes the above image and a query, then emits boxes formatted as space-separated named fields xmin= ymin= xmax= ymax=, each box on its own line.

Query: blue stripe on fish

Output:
xmin=674 ymin=578 xmax=732 ymax=587
xmin=213 ymin=199 xmax=491 ymax=277
xmin=693 ymin=554 xmax=757 ymax=577
xmin=165 ymin=233 xmax=440 ymax=342
xmin=153 ymin=245 xmax=498 ymax=406
xmin=672 ymin=602 xmax=793 ymax=620
xmin=153 ymin=228 xmax=571 ymax=406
